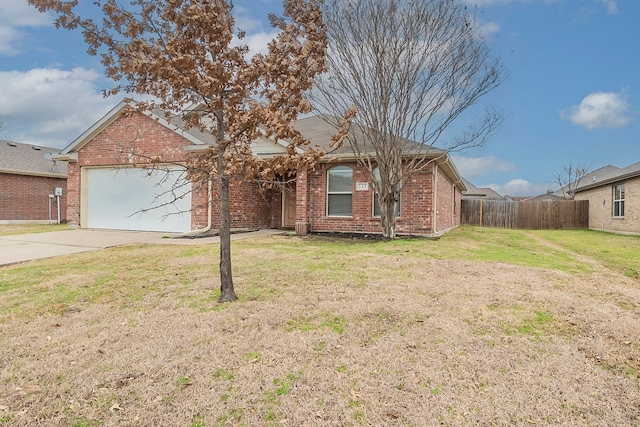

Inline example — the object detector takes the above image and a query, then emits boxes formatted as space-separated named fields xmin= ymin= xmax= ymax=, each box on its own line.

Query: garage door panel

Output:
xmin=86 ymin=167 xmax=192 ymax=232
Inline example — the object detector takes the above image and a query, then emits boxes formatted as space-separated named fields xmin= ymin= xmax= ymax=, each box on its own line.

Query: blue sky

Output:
xmin=0 ymin=0 xmax=637 ymax=196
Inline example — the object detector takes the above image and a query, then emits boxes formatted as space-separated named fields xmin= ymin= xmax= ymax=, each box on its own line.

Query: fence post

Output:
xmin=479 ymin=198 xmax=483 ymax=227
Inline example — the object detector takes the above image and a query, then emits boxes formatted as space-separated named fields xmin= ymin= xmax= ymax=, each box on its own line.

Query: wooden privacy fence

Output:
xmin=461 ymin=199 xmax=589 ymax=229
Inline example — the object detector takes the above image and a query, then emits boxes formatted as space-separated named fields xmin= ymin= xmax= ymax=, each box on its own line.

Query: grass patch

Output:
xmin=0 ymin=223 xmax=69 ymax=236
xmin=71 ymin=419 xmax=100 ymax=427
xmin=0 ymin=244 xmax=203 ymax=319
xmin=273 ymin=372 xmax=298 ymax=396
xmin=437 ymin=227 xmax=592 ymax=274
xmin=531 ymin=229 xmax=640 ymax=279
xmin=286 ymin=313 xmax=347 ymax=334
xmin=0 ymin=227 xmax=618 ymax=322
xmin=212 ymin=368 xmax=235 ymax=382
xmin=491 ymin=305 xmax=560 ymax=340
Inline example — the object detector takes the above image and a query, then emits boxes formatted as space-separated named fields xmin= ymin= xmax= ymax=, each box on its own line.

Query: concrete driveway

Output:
xmin=0 ymin=228 xmax=284 ymax=266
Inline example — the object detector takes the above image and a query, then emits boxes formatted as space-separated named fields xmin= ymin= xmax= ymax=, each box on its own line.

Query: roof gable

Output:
xmin=57 ymin=100 xmax=208 ymax=158
xmin=57 ymin=99 xmax=291 ymax=159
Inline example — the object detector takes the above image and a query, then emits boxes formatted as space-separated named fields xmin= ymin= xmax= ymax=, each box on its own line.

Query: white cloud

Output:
xmin=563 ymin=91 xmax=634 ymax=130
xmin=0 ymin=0 xmax=50 ymax=26
xmin=232 ymin=5 xmax=279 ymax=55
xmin=479 ymin=21 xmax=500 ymax=37
xmin=452 ymin=155 xmax=516 ymax=179
xmin=0 ymin=0 xmax=51 ymax=55
xmin=485 ymin=179 xmax=555 ymax=197
xmin=242 ymin=30 xmax=279 ymax=56
xmin=599 ymin=0 xmax=618 ymax=14
xmin=0 ymin=68 xmax=116 ymax=148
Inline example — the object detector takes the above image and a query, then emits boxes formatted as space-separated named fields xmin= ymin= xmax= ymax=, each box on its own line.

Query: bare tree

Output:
xmin=554 ymin=162 xmax=592 ymax=200
xmin=310 ymin=0 xmax=503 ymax=239
xmin=29 ymin=0 xmax=349 ymax=302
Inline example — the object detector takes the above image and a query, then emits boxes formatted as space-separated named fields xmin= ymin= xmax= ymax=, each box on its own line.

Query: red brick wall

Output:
xmin=0 ymin=172 xmax=67 ymax=222
xmin=207 ymin=181 xmax=279 ymax=229
xmin=306 ymin=162 xmax=437 ymax=234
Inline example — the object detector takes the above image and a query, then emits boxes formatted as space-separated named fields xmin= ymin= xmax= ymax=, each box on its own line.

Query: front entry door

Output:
xmin=283 ymin=184 xmax=296 ymax=228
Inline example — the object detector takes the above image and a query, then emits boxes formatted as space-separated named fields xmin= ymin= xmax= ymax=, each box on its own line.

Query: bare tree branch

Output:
xmin=309 ymin=0 xmax=504 ymax=238
xmin=554 ymin=162 xmax=593 ymax=200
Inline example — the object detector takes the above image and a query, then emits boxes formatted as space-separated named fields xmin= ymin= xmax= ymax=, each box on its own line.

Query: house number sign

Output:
xmin=356 ymin=182 xmax=369 ymax=191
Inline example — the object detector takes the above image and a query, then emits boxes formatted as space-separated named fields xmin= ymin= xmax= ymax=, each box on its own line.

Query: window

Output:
xmin=327 ymin=166 xmax=352 ymax=216
xmin=613 ymin=184 xmax=625 ymax=217
xmin=372 ymin=167 xmax=400 ymax=217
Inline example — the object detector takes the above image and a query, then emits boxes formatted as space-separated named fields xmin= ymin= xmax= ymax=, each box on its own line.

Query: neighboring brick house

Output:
xmin=574 ymin=161 xmax=640 ymax=235
xmin=0 ymin=140 xmax=67 ymax=224
xmin=53 ymin=100 xmax=465 ymax=236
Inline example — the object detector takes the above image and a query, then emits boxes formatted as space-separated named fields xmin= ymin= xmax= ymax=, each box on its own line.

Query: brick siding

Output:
xmin=207 ymin=181 xmax=280 ymax=230
xmin=0 ymin=172 xmax=67 ymax=222
xmin=575 ymin=176 xmax=640 ymax=234
xmin=300 ymin=161 xmax=460 ymax=235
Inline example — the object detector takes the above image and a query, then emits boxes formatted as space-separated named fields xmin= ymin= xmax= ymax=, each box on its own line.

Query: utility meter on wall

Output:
xmin=54 ymin=187 xmax=63 ymax=196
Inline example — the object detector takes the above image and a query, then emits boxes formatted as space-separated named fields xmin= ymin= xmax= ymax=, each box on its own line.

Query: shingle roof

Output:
xmin=0 ymin=140 xmax=67 ymax=178
xmin=293 ymin=114 xmax=447 ymax=158
xmin=461 ymin=178 xmax=503 ymax=198
xmin=550 ymin=164 xmax=620 ymax=197
xmin=575 ymin=161 xmax=640 ymax=192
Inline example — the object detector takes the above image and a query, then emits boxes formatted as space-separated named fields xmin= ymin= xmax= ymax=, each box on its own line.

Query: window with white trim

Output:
xmin=613 ymin=184 xmax=625 ymax=217
xmin=327 ymin=166 xmax=353 ymax=216
xmin=372 ymin=167 xmax=400 ymax=217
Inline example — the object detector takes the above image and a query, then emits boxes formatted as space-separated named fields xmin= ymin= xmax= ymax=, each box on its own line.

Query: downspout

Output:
xmin=184 ymin=176 xmax=213 ymax=235
xmin=433 ymin=163 xmax=438 ymax=234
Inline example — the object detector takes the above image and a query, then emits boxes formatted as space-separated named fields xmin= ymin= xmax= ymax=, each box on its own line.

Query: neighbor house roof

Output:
xmin=461 ymin=178 xmax=502 ymax=198
xmin=550 ymin=164 xmax=621 ymax=197
xmin=521 ymin=191 xmax=566 ymax=202
xmin=0 ymin=140 xmax=67 ymax=178
xmin=575 ymin=162 xmax=640 ymax=192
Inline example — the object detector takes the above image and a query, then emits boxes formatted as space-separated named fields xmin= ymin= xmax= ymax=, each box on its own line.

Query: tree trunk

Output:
xmin=379 ymin=195 xmax=397 ymax=240
xmin=216 ymin=108 xmax=237 ymax=303
xmin=217 ymin=148 xmax=237 ymax=302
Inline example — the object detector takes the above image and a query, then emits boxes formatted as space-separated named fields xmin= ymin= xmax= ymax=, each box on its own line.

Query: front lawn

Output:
xmin=0 ymin=227 xmax=638 ymax=426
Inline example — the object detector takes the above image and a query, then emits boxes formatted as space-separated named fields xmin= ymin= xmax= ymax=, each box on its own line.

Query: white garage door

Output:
xmin=86 ymin=167 xmax=192 ymax=232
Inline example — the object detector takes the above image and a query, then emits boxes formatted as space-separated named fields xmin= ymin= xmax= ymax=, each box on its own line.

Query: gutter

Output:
xmin=0 ymin=168 xmax=67 ymax=179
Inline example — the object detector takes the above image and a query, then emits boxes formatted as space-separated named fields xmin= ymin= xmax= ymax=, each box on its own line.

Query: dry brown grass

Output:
xmin=1 ymin=231 xmax=639 ymax=426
